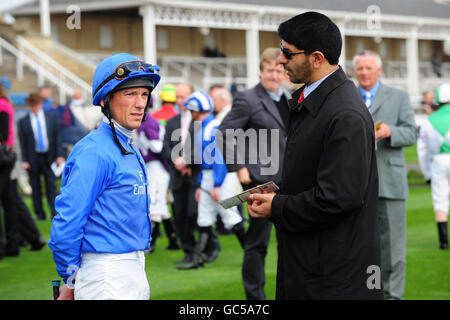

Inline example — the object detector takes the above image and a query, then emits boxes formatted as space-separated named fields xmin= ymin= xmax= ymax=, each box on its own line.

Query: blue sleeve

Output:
xmin=212 ymin=142 xmax=227 ymax=188
xmin=197 ymin=120 xmax=227 ymax=187
xmin=48 ymin=148 xmax=108 ymax=284
xmin=197 ymin=170 xmax=203 ymax=186
xmin=205 ymin=126 xmax=228 ymax=188
xmin=213 ymin=161 xmax=227 ymax=187
xmin=195 ymin=128 xmax=204 ymax=186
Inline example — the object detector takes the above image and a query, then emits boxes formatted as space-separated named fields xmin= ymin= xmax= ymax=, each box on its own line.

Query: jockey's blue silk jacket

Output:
xmin=48 ymin=121 xmax=152 ymax=284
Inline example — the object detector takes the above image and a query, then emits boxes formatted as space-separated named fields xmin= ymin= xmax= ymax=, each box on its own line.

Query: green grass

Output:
xmin=404 ymin=187 xmax=450 ymax=299
xmin=408 ymin=169 xmax=427 ymax=185
xmin=404 ymin=144 xmax=419 ymax=164
xmin=0 ymin=186 xmax=448 ymax=300
xmin=0 ymin=199 xmax=277 ymax=300
xmin=0 ymin=144 xmax=446 ymax=299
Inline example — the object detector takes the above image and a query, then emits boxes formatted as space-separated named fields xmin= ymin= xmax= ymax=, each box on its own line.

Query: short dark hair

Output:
xmin=26 ymin=92 xmax=44 ymax=106
xmin=278 ymin=11 xmax=342 ymax=65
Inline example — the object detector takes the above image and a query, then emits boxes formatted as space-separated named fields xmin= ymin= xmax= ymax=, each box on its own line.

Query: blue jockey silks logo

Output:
xmin=133 ymin=170 xmax=150 ymax=195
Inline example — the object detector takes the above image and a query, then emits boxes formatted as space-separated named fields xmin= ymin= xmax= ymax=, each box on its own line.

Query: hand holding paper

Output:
xmin=219 ymin=181 xmax=279 ymax=209
xmin=247 ymin=192 xmax=275 ymax=218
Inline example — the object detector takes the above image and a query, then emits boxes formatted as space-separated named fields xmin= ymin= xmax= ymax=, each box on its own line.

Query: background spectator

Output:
xmin=354 ymin=50 xmax=418 ymax=300
xmin=417 ymin=83 xmax=450 ymax=250
xmin=218 ymin=47 xmax=289 ymax=300
xmin=18 ymin=93 xmax=64 ymax=220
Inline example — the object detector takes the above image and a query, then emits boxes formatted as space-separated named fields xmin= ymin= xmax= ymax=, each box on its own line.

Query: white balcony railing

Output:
xmin=9 ymin=36 xmax=92 ymax=104
xmin=82 ymin=52 xmax=249 ymax=94
xmin=0 ymin=36 xmax=73 ymax=103
xmin=345 ymin=60 xmax=450 ymax=79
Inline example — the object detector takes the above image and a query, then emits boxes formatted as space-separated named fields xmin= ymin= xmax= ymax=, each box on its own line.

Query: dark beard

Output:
xmin=291 ymin=59 xmax=312 ymax=84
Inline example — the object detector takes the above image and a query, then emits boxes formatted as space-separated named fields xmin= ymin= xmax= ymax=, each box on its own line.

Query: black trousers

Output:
xmin=28 ymin=154 xmax=57 ymax=219
xmin=241 ymin=181 xmax=273 ymax=300
xmin=171 ymin=182 xmax=198 ymax=256
xmin=9 ymin=179 xmax=42 ymax=244
xmin=0 ymin=166 xmax=19 ymax=254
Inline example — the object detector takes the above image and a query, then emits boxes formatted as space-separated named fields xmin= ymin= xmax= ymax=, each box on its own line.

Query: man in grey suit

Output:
xmin=218 ymin=48 xmax=289 ymax=299
xmin=354 ymin=50 xmax=417 ymax=300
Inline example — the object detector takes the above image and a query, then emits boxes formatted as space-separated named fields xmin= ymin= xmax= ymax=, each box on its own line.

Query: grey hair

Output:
xmin=212 ymin=87 xmax=232 ymax=103
xmin=352 ymin=50 xmax=383 ymax=68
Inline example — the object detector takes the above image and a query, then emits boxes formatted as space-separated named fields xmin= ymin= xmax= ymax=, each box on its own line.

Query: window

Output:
xmin=204 ymin=32 xmax=215 ymax=50
xmin=400 ymin=41 xmax=406 ymax=60
xmin=157 ymin=29 xmax=169 ymax=50
xmin=356 ymin=40 xmax=365 ymax=54
xmin=420 ymin=42 xmax=430 ymax=60
xmin=445 ymin=38 xmax=450 ymax=56
xmin=379 ymin=40 xmax=387 ymax=58
xmin=99 ymin=26 xmax=114 ymax=49
xmin=51 ymin=24 xmax=59 ymax=42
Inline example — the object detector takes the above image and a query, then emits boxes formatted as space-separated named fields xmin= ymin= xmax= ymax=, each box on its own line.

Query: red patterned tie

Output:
xmin=297 ymin=91 xmax=305 ymax=104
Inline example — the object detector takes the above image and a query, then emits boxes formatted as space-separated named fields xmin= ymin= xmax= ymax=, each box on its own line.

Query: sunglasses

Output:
xmin=94 ymin=60 xmax=158 ymax=97
xmin=280 ymin=43 xmax=306 ymax=60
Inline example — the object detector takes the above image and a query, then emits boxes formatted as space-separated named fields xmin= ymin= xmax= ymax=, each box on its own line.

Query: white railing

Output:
xmin=152 ymin=56 xmax=247 ymax=108
xmin=421 ymin=77 xmax=450 ymax=93
xmin=345 ymin=60 xmax=450 ymax=79
xmin=0 ymin=36 xmax=74 ymax=103
xmin=15 ymin=36 xmax=92 ymax=104
xmin=51 ymin=40 xmax=97 ymax=71
xmin=81 ymin=52 xmax=249 ymax=92
xmin=159 ymin=56 xmax=248 ymax=91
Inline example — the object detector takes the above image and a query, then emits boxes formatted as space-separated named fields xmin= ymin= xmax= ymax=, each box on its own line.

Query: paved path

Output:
xmin=407 ymin=163 xmax=421 ymax=171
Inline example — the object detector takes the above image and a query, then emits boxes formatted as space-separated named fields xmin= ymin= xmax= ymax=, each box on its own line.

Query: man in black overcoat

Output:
xmin=248 ymin=12 xmax=384 ymax=300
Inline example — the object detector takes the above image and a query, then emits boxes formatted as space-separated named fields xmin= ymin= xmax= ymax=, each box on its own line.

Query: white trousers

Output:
xmin=147 ymin=161 xmax=171 ymax=222
xmin=198 ymin=170 xmax=242 ymax=229
xmin=74 ymin=251 xmax=150 ymax=300
xmin=431 ymin=153 xmax=450 ymax=214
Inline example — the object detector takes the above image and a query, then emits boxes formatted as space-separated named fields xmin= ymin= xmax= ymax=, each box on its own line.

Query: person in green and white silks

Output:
xmin=418 ymin=83 xmax=450 ymax=250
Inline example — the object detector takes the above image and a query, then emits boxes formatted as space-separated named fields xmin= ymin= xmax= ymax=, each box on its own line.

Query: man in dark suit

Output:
xmin=354 ymin=50 xmax=417 ymax=300
xmin=247 ymin=12 xmax=383 ymax=299
xmin=218 ymin=48 xmax=289 ymax=299
xmin=18 ymin=92 xmax=64 ymax=220
xmin=163 ymin=83 xmax=200 ymax=264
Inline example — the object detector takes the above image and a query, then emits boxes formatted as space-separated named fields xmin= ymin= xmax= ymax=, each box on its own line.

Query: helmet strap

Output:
xmin=102 ymin=95 xmax=134 ymax=156
xmin=142 ymin=88 xmax=154 ymax=122
xmin=142 ymin=99 xmax=149 ymax=122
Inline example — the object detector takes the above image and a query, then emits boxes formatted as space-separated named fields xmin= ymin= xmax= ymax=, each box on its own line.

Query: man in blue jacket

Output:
xmin=48 ymin=53 xmax=161 ymax=300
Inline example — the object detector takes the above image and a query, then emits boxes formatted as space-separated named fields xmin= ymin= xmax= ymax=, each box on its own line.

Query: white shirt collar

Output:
xmin=266 ymin=87 xmax=284 ymax=102
xmin=303 ymin=68 xmax=338 ymax=99
xmin=102 ymin=116 xmax=134 ymax=139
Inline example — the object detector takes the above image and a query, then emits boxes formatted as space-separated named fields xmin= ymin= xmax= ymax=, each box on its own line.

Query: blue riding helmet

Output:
xmin=92 ymin=53 xmax=160 ymax=106
xmin=183 ymin=90 xmax=214 ymax=113
xmin=92 ymin=53 xmax=160 ymax=156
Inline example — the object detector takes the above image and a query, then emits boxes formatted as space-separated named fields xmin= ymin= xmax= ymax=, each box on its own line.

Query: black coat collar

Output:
xmin=289 ymin=66 xmax=348 ymax=117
